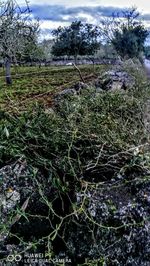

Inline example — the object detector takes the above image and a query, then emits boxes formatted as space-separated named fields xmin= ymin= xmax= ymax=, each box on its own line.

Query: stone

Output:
xmin=55 ymin=82 xmax=88 ymax=97
xmin=1 ymin=157 xmax=150 ymax=265
xmin=54 ymin=82 xmax=89 ymax=105
xmin=0 ymin=160 xmax=31 ymax=244
xmin=55 ymin=88 xmax=76 ymax=99
xmin=73 ymin=82 xmax=89 ymax=92
xmin=95 ymin=69 xmax=135 ymax=91
xmin=2 ymin=190 xmax=20 ymax=212
xmin=0 ymin=159 xmax=75 ymax=260
xmin=44 ymin=107 xmax=55 ymax=115
xmin=65 ymin=176 xmax=150 ymax=265
xmin=95 ymin=88 xmax=104 ymax=93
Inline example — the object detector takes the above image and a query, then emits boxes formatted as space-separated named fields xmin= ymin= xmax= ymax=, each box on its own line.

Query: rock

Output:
xmin=1 ymin=190 xmax=20 ymax=212
xmin=54 ymin=60 xmax=144 ymax=102
xmin=54 ymin=88 xmax=77 ymax=110
xmin=95 ymin=69 xmax=135 ymax=91
xmin=54 ymin=82 xmax=89 ymax=103
xmin=0 ymin=159 xmax=32 ymax=244
xmin=44 ymin=107 xmax=55 ymax=115
xmin=95 ymin=88 xmax=104 ymax=93
xmin=54 ymin=68 xmax=135 ymax=102
xmin=1 ymin=158 xmax=150 ymax=264
xmin=55 ymin=88 xmax=76 ymax=100
xmin=144 ymin=59 xmax=150 ymax=78
xmin=65 ymin=176 xmax=150 ymax=265
xmin=0 ymin=159 xmax=75 ymax=260
xmin=73 ymin=82 xmax=89 ymax=92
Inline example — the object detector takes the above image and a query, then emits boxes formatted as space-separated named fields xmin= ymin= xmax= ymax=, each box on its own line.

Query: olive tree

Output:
xmin=52 ymin=21 xmax=100 ymax=64
xmin=0 ymin=0 xmax=39 ymax=84
xmin=101 ymin=8 xmax=148 ymax=59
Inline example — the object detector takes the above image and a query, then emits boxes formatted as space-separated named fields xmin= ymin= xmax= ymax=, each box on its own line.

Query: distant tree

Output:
xmin=23 ymin=41 xmax=45 ymax=67
xmin=96 ymin=43 xmax=117 ymax=59
xmin=52 ymin=21 xmax=100 ymax=64
xmin=23 ymin=39 xmax=55 ymax=67
xmin=0 ymin=0 xmax=38 ymax=84
xmin=40 ymin=39 xmax=54 ymax=61
xmin=101 ymin=8 xmax=148 ymax=59
xmin=144 ymin=46 xmax=150 ymax=59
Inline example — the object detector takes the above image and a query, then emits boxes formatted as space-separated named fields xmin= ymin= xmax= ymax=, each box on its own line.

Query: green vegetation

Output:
xmin=0 ymin=67 xmax=149 ymax=171
xmin=0 ymin=62 xmax=150 ymax=264
xmin=0 ymin=84 xmax=148 ymax=173
xmin=0 ymin=2 xmax=150 ymax=264
xmin=52 ymin=21 xmax=100 ymax=63
xmin=101 ymin=8 xmax=148 ymax=60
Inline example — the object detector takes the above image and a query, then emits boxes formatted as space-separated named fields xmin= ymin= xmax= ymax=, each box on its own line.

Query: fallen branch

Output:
xmin=73 ymin=63 xmax=85 ymax=83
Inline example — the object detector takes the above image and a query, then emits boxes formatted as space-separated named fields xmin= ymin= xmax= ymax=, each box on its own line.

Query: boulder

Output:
xmin=54 ymin=82 xmax=89 ymax=103
xmin=0 ymin=159 xmax=73 ymax=259
xmin=65 ymin=175 xmax=150 ymax=265
xmin=55 ymin=88 xmax=76 ymax=100
xmin=95 ymin=70 xmax=135 ymax=91
xmin=0 ymin=160 xmax=32 ymax=257
xmin=54 ymin=68 xmax=136 ymax=105
xmin=1 ymin=159 xmax=150 ymax=264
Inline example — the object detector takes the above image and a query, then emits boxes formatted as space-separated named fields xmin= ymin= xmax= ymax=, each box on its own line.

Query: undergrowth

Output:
xmin=1 ymin=66 xmax=150 ymax=265
xmin=0 ymin=87 xmax=148 ymax=180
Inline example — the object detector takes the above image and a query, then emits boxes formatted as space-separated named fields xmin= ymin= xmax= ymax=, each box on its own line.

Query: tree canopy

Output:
xmin=144 ymin=46 xmax=150 ymax=59
xmin=101 ymin=8 xmax=148 ymax=59
xmin=52 ymin=21 xmax=100 ymax=63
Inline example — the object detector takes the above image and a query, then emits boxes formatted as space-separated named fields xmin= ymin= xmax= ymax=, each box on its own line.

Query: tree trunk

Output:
xmin=5 ymin=57 xmax=12 ymax=85
xmin=88 ymin=56 xmax=95 ymax=73
xmin=74 ymin=54 xmax=78 ymax=65
xmin=39 ymin=60 xmax=42 ymax=68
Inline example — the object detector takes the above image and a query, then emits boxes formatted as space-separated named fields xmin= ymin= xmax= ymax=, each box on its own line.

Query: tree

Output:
xmin=39 ymin=39 xmax=54 ymax=64
xmin=52 ymin=21 xmax=100 ymax=64
xmin=22 ymin=41 xmax=45 ymax=67
xmin=101 ymin=8 xmax=148 ymax=59
xmin=144 ymin=46 xmax=150 ymax=59
xmin=0 ymin=0 xmax=38 ymax=84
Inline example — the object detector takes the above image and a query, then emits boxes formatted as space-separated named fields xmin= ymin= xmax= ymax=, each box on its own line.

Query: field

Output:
xmin=0 ymin=65 xmax=107 ymax=112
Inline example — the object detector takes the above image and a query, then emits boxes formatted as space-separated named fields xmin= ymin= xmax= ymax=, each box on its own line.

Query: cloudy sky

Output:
xmin=19 ymin=0 xmax=150 ymax=40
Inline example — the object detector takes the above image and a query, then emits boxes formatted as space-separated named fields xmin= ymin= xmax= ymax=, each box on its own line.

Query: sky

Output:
xmin=19 ymin=0 xmax=150 ymax=41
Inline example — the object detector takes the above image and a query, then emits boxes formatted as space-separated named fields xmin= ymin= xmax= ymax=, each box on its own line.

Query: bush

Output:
xmin=0 ymin=85 xmax=148 ymax=181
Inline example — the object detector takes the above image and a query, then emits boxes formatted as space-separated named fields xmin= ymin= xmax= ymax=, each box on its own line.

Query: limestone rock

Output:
xmin=54 ymin=82 xmax=89 ymax=103
xmin=95 ymin=70 xmax=135 ymax=91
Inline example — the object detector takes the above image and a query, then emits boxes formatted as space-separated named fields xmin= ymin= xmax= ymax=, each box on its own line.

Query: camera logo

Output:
xmin=7 ymin=254 xmax=22 ymax=262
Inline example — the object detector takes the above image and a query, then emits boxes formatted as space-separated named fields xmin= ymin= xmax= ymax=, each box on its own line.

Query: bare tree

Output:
xmin=0 ymin=0 xmax=39 ymax=84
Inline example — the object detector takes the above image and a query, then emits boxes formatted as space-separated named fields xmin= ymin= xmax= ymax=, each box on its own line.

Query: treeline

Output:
xmin=24 ymin=8 xmax=149 ymax=65
xmin=0 ymin=1 xmax=149 ymax=84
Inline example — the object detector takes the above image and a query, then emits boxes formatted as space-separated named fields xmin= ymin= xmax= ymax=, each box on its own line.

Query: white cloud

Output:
xmin=21 ymin=0 xmax=150 ymax=13
xmin=77 ymin=13 xmax=97 ymax=24
xmin=40 ymin=20 xmax=69 ymax=30
xmin=100 ymin=0 xmax=150 ymax=13
xmin=24 ymin=0 xmax=101 ymax=7
xmin=18 ymin=0 xmax=150 ymax=42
